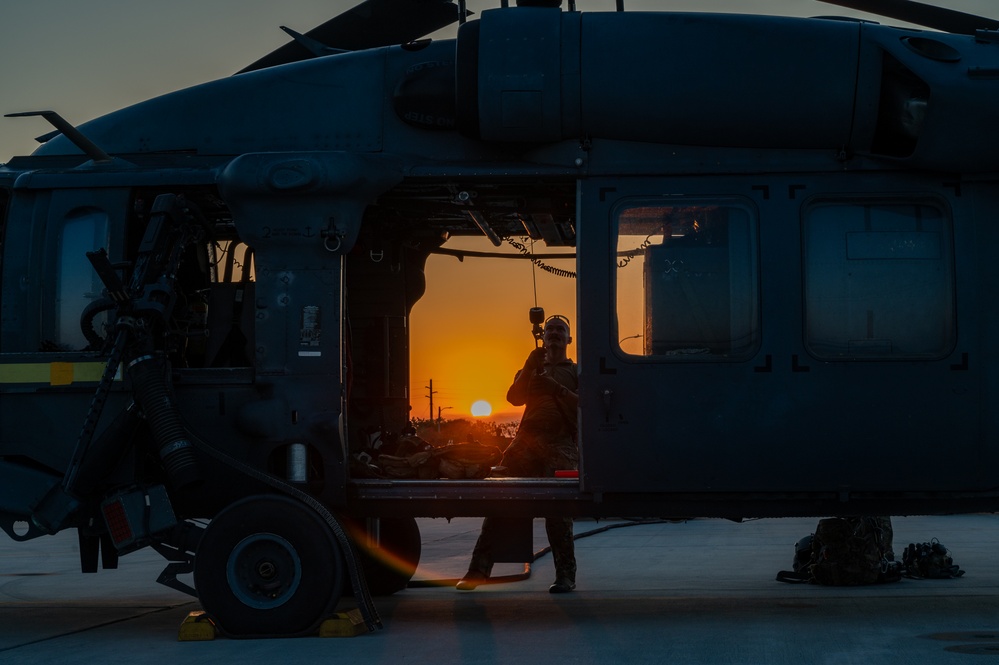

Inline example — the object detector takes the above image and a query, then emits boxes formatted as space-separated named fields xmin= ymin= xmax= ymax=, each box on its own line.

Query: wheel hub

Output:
xmin=226 ymin=533 xmax=302 ymax=609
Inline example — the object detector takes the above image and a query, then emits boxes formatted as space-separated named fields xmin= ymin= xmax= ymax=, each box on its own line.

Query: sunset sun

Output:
xmin=470 ymin=400 xmax=492 ymax=417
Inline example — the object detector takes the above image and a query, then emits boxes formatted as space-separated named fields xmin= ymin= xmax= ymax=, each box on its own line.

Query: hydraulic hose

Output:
xmin=127 ymin=354 xmax=201 ymax=488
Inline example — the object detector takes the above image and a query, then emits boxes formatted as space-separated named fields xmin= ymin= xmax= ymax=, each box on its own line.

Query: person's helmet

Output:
xmin=793 ymin=534 xmax=814 ymax=572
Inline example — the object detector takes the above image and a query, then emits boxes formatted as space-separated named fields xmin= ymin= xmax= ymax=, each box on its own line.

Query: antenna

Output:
xmin=5 ymin=111 xmax=112 ymax=162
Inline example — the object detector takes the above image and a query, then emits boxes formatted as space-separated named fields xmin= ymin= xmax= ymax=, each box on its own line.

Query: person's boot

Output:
xmin=456 ymin=570 xmax=489 ymax=590
xmin=549 ymin=576 xmax=575 ymax=593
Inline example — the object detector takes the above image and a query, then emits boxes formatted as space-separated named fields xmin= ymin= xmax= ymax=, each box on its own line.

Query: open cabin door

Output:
xmin=576 ymin=176 xmax=987 ymax=499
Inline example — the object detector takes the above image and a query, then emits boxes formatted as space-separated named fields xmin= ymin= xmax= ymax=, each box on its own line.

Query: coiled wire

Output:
xmin=505 ymin=237 xmax=577 ymax=279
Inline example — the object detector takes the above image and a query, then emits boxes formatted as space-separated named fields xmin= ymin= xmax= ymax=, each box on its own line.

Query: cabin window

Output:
xmin=53 ymin=208 xmax=110 ymax=350
xmin=615 ymin=200 xmax=760 ymax=359
xmin=802 ymin=200 xmax=955 ymax=360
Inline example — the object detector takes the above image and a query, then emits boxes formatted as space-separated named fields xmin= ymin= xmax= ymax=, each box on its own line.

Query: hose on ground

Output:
xmin=407 ymin=518 xmax=682 ymax=588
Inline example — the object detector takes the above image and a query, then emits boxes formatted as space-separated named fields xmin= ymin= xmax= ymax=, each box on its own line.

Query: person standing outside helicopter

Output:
xmin=456 ymin=315 xmax=579 ymax=593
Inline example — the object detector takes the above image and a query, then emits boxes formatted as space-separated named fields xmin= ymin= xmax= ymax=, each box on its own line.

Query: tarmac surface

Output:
xmin=2 ymin=514 xmax=999 ymax=664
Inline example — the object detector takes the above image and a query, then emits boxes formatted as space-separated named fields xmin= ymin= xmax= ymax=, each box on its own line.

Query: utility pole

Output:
xmin=425 ymin=379 xmax=437 ymax=421
xmin=437 ymin=406 xmax=452 ymax=431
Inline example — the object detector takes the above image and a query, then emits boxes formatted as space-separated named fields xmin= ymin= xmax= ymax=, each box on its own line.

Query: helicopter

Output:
xmin=2 ymin=0 xmax=999 ymax=638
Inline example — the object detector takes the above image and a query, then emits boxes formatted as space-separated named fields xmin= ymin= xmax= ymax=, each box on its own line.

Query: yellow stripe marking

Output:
xmin=50 ymin=362 xmax=74 ymax=385
xmin=0 ymin=362 xmax=114 ymax=385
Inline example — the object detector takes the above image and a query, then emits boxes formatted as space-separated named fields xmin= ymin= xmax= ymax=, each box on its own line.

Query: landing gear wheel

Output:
xmin=194 ymin=495 xmax=345 ymax=637
xmin=347 ymin=517 xmax=422 ymax=596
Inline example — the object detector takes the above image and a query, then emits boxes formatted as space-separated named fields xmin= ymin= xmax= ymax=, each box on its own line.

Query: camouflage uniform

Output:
xmin=467 ymin=358 xmax=579 ymax=584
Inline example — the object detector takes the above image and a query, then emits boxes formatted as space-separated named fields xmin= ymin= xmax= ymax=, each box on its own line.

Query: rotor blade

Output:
xmin=816 ymin=0 xmax=999 ymax=34
xmin=238 ymin=0 xmax=464 ymax=74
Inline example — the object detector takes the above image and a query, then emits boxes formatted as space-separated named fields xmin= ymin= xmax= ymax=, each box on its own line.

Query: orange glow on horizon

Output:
xmin=409 ymin=236 xmax=576 ymax=423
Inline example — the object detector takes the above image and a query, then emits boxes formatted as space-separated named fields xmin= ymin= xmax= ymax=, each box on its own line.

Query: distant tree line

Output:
xmin=411 ymin=417 xmax=518 ymax=449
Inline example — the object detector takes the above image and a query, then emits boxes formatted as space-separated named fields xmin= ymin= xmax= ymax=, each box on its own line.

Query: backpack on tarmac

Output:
xmin=777 ymin=516 xmax=901 ymax=585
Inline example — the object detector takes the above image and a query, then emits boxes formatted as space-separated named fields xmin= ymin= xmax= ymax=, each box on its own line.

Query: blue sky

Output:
xmin=1 ymin=0 xmax=995 ymax=161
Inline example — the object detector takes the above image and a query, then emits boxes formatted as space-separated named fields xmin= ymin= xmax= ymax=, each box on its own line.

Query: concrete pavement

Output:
xmin=2 ymin=514 xmax=998 ymax=663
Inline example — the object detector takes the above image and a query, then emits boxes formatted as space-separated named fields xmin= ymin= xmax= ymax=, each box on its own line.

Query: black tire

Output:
xmin=346 ymin=516 xmax=422 ymax=596
xmin=194 ymin=494 xmax=345 ymax=637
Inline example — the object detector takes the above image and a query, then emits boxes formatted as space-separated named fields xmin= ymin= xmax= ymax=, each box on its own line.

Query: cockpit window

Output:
xmin=53 ymin=208 xmax=110 ymax=350
xmin=615 ymin=200 xmax=760 ymax=360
